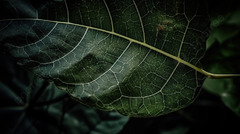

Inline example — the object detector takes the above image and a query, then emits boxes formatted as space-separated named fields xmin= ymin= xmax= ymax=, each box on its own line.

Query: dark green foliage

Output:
xmin=203 ymin=1 xmax=240 ymax=116
xmin=0 ymin=55 xmax=129 ymax=134
xmin=0 ymin=0 xmax=240 ymax=133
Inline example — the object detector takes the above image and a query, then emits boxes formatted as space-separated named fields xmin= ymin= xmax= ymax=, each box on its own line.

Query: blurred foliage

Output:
xmin=203 ymin=0 xmax=240 ymax=117
xmin=1 ymin=0 xmax=240 ymax=134
xmin=0 ymin=55 xmax=129 ymax=134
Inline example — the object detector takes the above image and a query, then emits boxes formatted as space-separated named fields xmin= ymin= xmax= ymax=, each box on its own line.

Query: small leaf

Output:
xmin=0 ymin=0 xmax=209 ymax=117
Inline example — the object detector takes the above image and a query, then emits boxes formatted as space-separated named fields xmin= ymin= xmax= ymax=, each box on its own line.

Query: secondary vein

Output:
xmin=132 ymin=0 xmax=146 ymax=43
xmin=40 ymin=28 xmax=89 ymax=65
xmin=178 ymin=21 xmax=189 ymax=58
xmin=64 ymin=0 xmax=70 ymax=22
xmin=103 ymin=0 xmax=114 ymax=32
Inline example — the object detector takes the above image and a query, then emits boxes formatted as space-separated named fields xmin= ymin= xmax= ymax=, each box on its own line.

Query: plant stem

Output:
xmin=180 ymin=58 xmax=240 ymax=79
xmin=200 ymin=69 xmax=240 ymax=79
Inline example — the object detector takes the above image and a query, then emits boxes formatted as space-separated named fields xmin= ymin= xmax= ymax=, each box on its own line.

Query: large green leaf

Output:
xmin=0 ymin=0 xmax=209 ymax=117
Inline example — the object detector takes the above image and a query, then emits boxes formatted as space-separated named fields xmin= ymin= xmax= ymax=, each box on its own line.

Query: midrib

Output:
xmin=1 ymin=18 xmax=205 ymax=75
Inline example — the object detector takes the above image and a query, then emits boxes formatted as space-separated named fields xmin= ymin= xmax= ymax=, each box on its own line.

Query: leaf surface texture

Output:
xmin=0 ymin=0 xmax=209 ymax=117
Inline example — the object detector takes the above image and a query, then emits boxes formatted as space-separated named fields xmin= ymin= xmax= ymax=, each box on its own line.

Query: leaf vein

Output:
xmin=0 ymin=18 xmax=205 ymax=77
xmin=64 ymin=0 xmax=70 ymax=22
xmin=132 ymin=0 xmax=146 ymax=43
xmin=122 ymin=62 xmax=180 ymax=99
xmin=102 ymin=0 xmax=114 ymax=32
xmin=40 ymin=27 xmax=88 ymax=65
xmin=7 ymin=22 xmax=58 ymax=49
xmin=177 ymin=21 xmax=189 ymax=58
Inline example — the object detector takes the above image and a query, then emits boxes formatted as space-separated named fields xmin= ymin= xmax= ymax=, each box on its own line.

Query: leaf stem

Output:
xmin=200 ymin=69 xmax=240 ymax=79
xmin=178 ymin=58 xmax=240 ymax=79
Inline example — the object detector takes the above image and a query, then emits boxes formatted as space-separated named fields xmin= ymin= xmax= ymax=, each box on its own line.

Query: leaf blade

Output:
xmin=0 ymin=0 xmax=209 ymax=117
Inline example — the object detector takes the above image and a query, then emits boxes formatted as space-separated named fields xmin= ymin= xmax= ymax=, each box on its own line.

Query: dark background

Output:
xmin=1 ymin=0 xmax=240 ymax=133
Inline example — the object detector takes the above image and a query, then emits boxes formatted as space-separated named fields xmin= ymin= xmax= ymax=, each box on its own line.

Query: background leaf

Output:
xmin=203 ymin=0 xmax=240 ymax=116
xmin=0 ymin=55 xmax=128 ymax=134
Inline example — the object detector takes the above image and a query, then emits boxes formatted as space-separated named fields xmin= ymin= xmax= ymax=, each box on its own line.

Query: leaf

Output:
xmin=0 ymin=0 xmax=209 ymax=117
xmin=0 ymin=55 xmax=129 ymax=134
